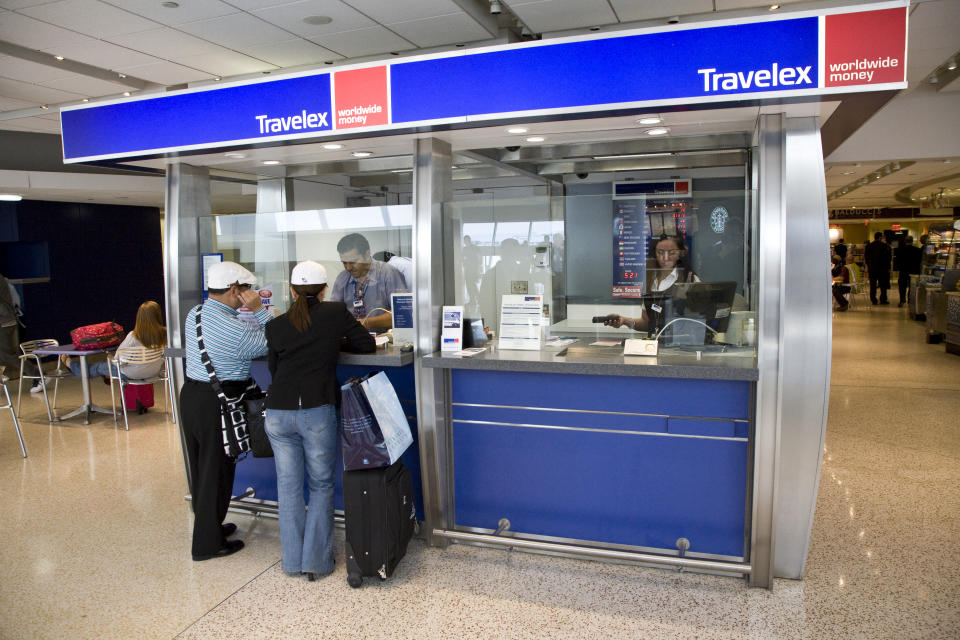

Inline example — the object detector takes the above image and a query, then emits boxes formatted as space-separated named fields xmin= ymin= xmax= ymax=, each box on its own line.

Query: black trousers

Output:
xmin=180 ymin=379 xmax=238 ymax=557
xmin=869 ymin=270 xmax=889 ymax=304
xmin=832 ymin=283 xmax=850 ymax=307
xmin=898 ymin=272 xmax=912 ymax=304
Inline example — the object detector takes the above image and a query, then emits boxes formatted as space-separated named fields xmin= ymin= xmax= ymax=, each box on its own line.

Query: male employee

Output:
xmin=330 ymin=233 xmax=408 ymax=331
xmin=181 ymin=261 xmax=270 ymax=561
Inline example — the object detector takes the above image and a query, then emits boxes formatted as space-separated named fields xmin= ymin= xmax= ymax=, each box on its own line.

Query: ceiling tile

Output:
xmin=609 ymin=0 xmax=712 ymax=23
xmin=41 ymin=38 xmax=158 ymax=70
xmin=510 ymin=0 xmax=618 ymax=33
xmin=0 ymin=11 xmax=94 ymax=49
xmin=346 ymin=0 xmax=462 ymax=24
xmin=0 ymin=75 xmax=84 ymax=103
xmin=99 ymin=0 xmax=239 ymax=26
xmin=113 ymin=61 xmax=213 ymax=86
xmin=310 ymin=25 xmax=413 ymax=58
xmin=107 ymin=27 xmax=225 ymax=58
xmin=0 ymin=95 xmax=34 ymax=110
xmin=714 ymin=0 xmax=805 ymax=10
xmin=242 ymin=38 xmax=340 ymax=67
xmin=0 ymin=115 xmax=62 ymax=132
xmin=170 ymin=51 xmax=278 ymax=77
xmin=388 ymin=13 xmax=491 ymax=48
xmin=177 ymin=12 xmax=300 ymax=49
xmin=16 ymin=0 xmax=161 ymax=38
xmin=251 ymin=0 xmax=377 ymax=38
xmin=223 ymin=0 xmax=304 ymax=9
xmin=0 ymin=0 xmax=59 ymax=8
xmin=37 ymin=74 xmax=131 ymax=96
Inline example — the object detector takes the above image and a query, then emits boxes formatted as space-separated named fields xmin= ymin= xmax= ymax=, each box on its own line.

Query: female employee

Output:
xmin=601 ymin=235 xmax=700 ymax=332
xmin=264 ymin=261 xmax=375 ymax=581
xmin=61 ymin=300 xmax=167 ymax=413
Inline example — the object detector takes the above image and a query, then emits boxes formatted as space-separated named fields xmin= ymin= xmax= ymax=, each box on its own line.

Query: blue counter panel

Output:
xmin=234 ymin=361 xmax=423 ymax=520
xmin=451 ymin=369 xmax=751 ymax=419
xmin=451 ymin=369 xmax=750 ymax=557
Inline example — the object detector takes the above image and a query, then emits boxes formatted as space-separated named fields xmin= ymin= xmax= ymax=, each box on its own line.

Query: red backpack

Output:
xmin=70 ymin=322 xmax=124 ymax=350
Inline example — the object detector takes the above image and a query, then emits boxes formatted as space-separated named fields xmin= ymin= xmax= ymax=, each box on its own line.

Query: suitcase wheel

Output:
xmin=347 ymin=573 xmax=362 ymax=588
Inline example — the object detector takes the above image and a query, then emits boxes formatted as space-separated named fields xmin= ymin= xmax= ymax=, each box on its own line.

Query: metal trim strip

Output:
xmin=452 ymin=401 xmax=749 ymax=423
xmin=453 ymin=418 xmax=749 ymax=442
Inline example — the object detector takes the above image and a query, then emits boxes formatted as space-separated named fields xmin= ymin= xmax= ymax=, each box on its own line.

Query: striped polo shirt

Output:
xmin=184 ymin=298 xmax=271 ymax=382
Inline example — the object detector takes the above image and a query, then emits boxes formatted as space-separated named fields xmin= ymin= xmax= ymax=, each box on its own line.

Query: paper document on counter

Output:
xmin=498 ymin=295 xmax=543 ymax=350
xmin=449 ymin=348 xmax=486 ymax=358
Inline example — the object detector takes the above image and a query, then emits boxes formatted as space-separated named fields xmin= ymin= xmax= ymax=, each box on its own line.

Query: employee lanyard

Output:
xmin=352 ymin=278 xmax=368 ymax=319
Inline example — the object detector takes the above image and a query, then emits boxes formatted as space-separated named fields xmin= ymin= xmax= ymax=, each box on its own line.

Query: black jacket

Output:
xmin=265 ymin=299 xmax=375 ymax=410
xmin=865 ymin=240 xmax=891 ymax=271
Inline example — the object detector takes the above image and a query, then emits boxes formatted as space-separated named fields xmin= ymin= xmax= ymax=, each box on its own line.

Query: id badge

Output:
xmin=353 ymin=300 xmax=363 ymax=308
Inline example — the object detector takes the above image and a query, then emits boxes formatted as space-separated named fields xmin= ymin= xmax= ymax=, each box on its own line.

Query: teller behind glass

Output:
xmin=600 ymin=235 xmax=700 ymax=332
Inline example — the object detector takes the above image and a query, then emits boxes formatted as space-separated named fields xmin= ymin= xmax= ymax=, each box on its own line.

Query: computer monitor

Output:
xmin=671 ymin=281 xmax=738 ymax=334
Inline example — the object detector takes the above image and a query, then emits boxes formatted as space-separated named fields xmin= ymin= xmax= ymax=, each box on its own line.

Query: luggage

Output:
xmin=123 ymin=383 xmax=154 ymax=410
xmin=70 ymin=321 xmax=124 ymax=350
xmin=342 ymin=460 xmax=416 ymax=588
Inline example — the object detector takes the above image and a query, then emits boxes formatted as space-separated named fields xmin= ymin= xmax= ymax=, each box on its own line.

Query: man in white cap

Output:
xmin=181 ymin=261 xmax=270 ymax=561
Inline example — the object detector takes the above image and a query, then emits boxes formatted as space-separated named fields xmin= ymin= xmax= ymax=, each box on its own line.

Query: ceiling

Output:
xmin=0 ymin=0 xmax=958 ymax=213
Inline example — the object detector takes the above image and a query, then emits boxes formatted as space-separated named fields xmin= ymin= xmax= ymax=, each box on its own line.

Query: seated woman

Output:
xmin=831 ymin=254 xmax=851 ymax=312
xmin=62 ymin=301 xmax=167 ymax=412
xmin=601 ymin=235 xmax=700 ymax=332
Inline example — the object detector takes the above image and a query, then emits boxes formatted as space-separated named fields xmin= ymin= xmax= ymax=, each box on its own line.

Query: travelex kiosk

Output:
xmin=60 ymin=2 xmax=908 ymax=588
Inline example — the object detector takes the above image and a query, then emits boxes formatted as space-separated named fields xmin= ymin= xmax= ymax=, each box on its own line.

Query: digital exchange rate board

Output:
xmin=612 ymin=199 xmax=647 ymax=298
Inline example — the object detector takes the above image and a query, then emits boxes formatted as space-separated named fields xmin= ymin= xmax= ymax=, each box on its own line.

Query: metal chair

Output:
xmin=108 ymin=346 xmax=169 ymax=431
xmin=1 ymin=366 xmax=27 ymax=457
xmin=845 ymin=265 xmax=871 ymax=310
xmin=17 ymin=339 xmax=70 ymax=421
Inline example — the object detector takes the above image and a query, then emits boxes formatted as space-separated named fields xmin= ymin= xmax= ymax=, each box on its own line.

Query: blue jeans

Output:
xmin=265 ymin=405 xmax=337 ymax=576
xmin=70 ymin=359 xmax=131 ymax=381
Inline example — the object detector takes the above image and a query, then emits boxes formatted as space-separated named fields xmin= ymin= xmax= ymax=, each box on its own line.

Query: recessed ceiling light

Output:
xmin=526 ymin=136 xmax=545 ymax=142
xmin=225 ymin=152 xmax=246 ymax=159
xmin=40 ymin=104 xmax=48 ymax=109
xmin=352 ymin=151 xmax=373 ymax=158
xmin=54 ymin=55 xmax=64 ymax=61
xmin=122 ymin=91 xmax=131 ymax=96
xmin=589 ymin=27 xmax=600 ymax=31
xmin=82 ymin=98 xmax=89 ymax=102
xmin=262 ymin=160 xmax=280 ymax=165
xmin=302 ymin=15 xmax=333 ymax=25
xmin=947 ymin=58 xmax=958 ymax=71
xmin=593 ymin=152 xmax=673 ymax=160
xmin=322 ymin=143 xmax=344 ymax=150
xmin=0 ymin=194 xmax=23 ymax=201
xmin=945 ymin=159 xmax=953 ymax=164
xmin=636 ymin=116 xmax=662 ymax=125
xmin=645 ymin=127 xmax=669 ymax=136
xmin=769 ymin=4 xmax=780 ymax=10
xmin=507 ymin=127 xmax=528 ymax=134
xmin=842 ymin=171 xmax=855 ymax=175
xmin=213 ymin=76 xmax=221 ymax=81
xmin=161 ymin=1 xmax=180 ymax=7
xmin=118 ymin=73 xmax=127 ymax=78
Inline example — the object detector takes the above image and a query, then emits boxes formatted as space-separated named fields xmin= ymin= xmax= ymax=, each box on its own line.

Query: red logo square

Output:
xmin=825 ymin=8 xmax=907 ymax=87
xmin=333 ymin=66 xmax=389 ymax=129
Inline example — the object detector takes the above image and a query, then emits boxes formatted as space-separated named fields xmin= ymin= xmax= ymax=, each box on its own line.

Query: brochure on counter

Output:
xmin=498 ymin=295 xmax=543 ymax=350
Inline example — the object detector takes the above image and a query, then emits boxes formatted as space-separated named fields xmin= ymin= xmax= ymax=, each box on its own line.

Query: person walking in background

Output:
xmin=181 ymin=262 xmax=270 ymax=561
xmin=865 ymin=232 xmax=892 ymax=305
xmin=894 ymin=236 xmax=922 ymax=307
xmin=264 ymin=261 xmax=374 ymax=581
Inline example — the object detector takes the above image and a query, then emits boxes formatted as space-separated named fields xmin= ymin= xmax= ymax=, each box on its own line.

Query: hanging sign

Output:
xmin=61 ymin=3 xmax=907 ymax=163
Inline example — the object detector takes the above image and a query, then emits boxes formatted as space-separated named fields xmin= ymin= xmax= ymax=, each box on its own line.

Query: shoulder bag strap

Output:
xmin=195 ymin=306 xmax=239 ymax=408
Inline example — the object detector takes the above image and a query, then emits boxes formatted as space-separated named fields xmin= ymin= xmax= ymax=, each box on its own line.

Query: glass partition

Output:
xmin=446 ymin=182 xmax=757 ymax=352
xmin=200 ymin=205 xmax=412 ymax=318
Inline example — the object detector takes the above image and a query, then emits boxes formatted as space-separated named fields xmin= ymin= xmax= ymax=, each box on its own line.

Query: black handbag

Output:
xmin=195 ymin=307 xmax=273 ymax=459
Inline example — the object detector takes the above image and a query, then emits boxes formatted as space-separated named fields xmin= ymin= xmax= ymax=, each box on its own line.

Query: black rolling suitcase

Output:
xmin=342 ymin=460 xmax=416 ymax=588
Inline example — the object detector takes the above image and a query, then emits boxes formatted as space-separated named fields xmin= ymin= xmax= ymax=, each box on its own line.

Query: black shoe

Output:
xmin=898 ymin=302 xmax=905 ymax=307
xmin=303 ymin=572 xmax=317 ymax=581
xmin=221 ymin=522 xmax=237 ymax=537
xmin=880 ymin=301 xmax=890 ymax=305
xmin=193 ymin=539 xmax=244 ymax=561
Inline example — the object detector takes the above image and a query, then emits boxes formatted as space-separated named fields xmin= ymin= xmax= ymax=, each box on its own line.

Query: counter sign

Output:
xmin=825 ymin=7 xmax=906 ymax=87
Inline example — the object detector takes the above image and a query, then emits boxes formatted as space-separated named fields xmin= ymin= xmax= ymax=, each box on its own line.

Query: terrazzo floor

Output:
xmin=1 ymin=303 xmax=957 ymax=639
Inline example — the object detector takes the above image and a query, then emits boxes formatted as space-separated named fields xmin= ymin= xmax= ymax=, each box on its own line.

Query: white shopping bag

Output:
xmin=359 ymin=371 xmax=413 ymax=464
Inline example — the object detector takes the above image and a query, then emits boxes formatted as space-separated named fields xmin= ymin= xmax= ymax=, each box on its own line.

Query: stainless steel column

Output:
xmin=751 ymin=114 xmax=785 ymax=588
xmin=775 ymin=117 xmax=831 ymax=579
xmin=412 ymin=138 xmax=453 ymax=546
xmin=164 ymin=162 xmax=211 ymax=492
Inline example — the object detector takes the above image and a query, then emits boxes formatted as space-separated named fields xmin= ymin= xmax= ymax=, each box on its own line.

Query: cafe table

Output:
xmin=32 ymin=344 xmax=115 ymax=425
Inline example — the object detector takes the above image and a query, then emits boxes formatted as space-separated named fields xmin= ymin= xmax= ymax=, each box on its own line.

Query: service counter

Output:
xmin=230 ymin=345 xmax=423 ymax=520
xmin=423 ymin=341 xmax=757 ymax=563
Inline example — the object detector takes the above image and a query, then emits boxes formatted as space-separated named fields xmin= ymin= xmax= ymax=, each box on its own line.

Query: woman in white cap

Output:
xmin=264 ymin=260 xmax=375 ymax=581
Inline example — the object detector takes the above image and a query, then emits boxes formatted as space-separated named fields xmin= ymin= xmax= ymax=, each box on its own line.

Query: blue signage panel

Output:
xmin=612 ymin=200 xmax=646 ymax=298
xmin=390 ymin=18 xmax=818 ymax=123
xmin=61 ymin=74 xmax=332 ymax=161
